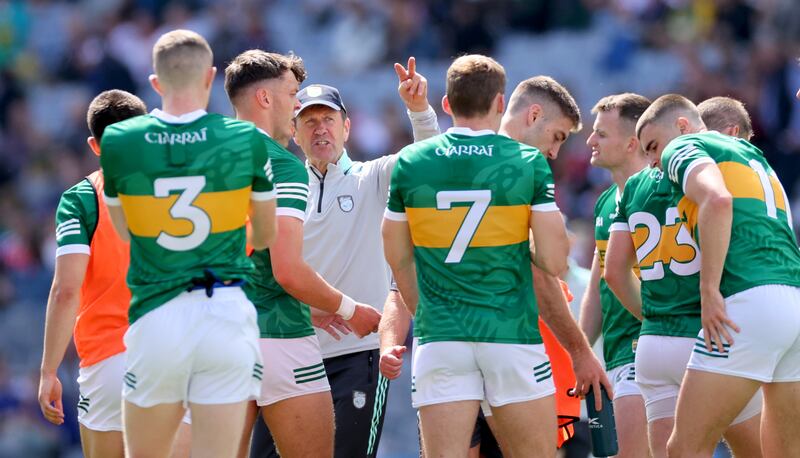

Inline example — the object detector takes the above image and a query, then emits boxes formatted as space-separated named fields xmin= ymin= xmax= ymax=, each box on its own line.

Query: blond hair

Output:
xmin=152 ymin=29 xmax=213 ymax=88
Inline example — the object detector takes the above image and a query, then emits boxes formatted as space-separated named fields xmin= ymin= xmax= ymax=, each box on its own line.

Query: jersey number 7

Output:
xmin=436 ymin=190 xmax=491 ymax=264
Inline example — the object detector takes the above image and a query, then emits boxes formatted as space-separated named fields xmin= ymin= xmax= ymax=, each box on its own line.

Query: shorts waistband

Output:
xmin=187 ymin=269 xmax=243 ymax=298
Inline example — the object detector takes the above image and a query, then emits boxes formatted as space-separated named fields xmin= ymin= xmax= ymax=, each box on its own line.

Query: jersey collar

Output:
xmin=308 ymin=149 xmax=354 ymax=176
xmin=150 ymin=108 xmax=207 ymax=124
xmin=446 ymin=126 xmax=496 ymax=137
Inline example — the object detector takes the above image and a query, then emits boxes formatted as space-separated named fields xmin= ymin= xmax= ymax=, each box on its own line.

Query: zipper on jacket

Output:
xmin=310 ymin=167 xmax=325 ymax=213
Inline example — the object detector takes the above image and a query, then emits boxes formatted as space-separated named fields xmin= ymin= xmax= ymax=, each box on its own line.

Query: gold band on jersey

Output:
xmin=406 ymin=204 xmax=529 ymax=248
xmin=718 ymin=161 xmax=787 ymax=210
xmin=119 ymin=187 xmax=250 ymax=237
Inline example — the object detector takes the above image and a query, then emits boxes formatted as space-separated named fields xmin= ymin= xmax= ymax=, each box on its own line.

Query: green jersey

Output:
xmin=386 ymin=127 xmax=558 ymax=345
xmin=100 ymin=109 xmax=275 ymax=323
xmin=55 ymin=178 xmax=98 ymax=257
xmin=613 ymin=168 xmax=701 ymax=338
xmin=594 ymin=184 xmax=640 ymax=369
xmin=245 ymin=137 xmax=313 ymax=339
xmin=662 ymin=132 xmax=800 ymax=297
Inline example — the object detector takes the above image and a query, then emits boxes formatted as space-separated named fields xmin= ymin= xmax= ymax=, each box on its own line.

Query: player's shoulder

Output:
xmin=58 ymin=177 xmax=96 ymax=214
xmin=595 ymin=183 xmax=618 ymax=211
xmin=61 ymin=177 xmax=96 ymax=201
xmin=102 ymin=113 xmax=150 ymax=139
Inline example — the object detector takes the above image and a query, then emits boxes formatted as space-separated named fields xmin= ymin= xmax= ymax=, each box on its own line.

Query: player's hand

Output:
xmin=700 ymin=287 xmax=739 ymax=353
xmin=38 ymin=372 xmax=65 ymax=425
xmin=346 ymin=304 xmax=382 ymax=338
xmin=394 ymin=57 xmax=430 ymax=113
xmin=570 ymin=348 xmax=613 ymax=411
xmin=379 ymin=345 xmax=407 ymax=380
xmin=312 ymin=313 xmax=352 ymax=340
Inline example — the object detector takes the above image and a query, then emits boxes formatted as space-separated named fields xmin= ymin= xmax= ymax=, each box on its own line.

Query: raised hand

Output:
xmin=394 ymin=56 xmax=430 ymax=113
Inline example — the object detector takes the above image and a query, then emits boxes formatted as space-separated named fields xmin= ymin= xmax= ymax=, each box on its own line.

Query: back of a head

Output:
xmin=87 ymin=89 xmax=147 ymax=140
xmin=509 ymin=76 xmax=582 ymax=132
xmin=697 ymin=96 xmax=753 ymax=140
xmin=224 ymin=50 xmax=307 ymax=103
xmin=636 ymin=94 xmax=701 ymax=139
xmin=446 ymin=54 xmax=506 ymax=118
xmin=591 ymin=93 xmax=651 ymax=132
xmin=152 ymin=29 xmax=213 ymax=89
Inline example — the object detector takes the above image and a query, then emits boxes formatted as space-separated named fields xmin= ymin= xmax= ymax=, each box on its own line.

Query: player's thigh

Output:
xmin=489 ymin=395 xmax=557 ymax=457
xmin=261 ymin=391 xmax=334 ymax=458
xmin=721 ymin=412 xmax=762 ymax=458
xmin=189 ymin=401 xmax=250 ymax=458
xmin=170 ymin=420 xmax=192 ymax=458
xmin=669 ymin=370 xmax=760 ymax=456
xmin=79 ymin=425 xmax=124 ymax=458
xmin=613 ymin=394 xmax=649 ymax=458
xmin=636 ymin=335 xmax=694 ymax=424
xmin=648 ymin=417 xmax=674 ymax=458
xmin=77 ymin=352 xmax=126 ymax=435
xmin=419 ymin=400 xmax=481 ymax=458
xmin=761 ymin=381 xmax=800 ymax=456
xmin=123 ymin=400 xmax=185 ymax=458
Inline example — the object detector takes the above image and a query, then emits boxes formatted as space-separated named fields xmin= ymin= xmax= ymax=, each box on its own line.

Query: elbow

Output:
xmin=708 ymin=192 xmax=733 ymax=213
xmin=604 ymin=266 xmax=621 ymax=296
xmin=539 ymin=256 xmax=568 ymax=278
xmin=52 ymin=283 xmax=81 ymax=305
xmin=251 ymin=226 xmax=277 ymax=251
xmin=272 ymin=263 xmax=299 ymax=292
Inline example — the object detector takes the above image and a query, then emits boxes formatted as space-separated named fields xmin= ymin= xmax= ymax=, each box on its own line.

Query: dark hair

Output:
xmin=636 ymin=94 xmax=699 ymax=138
xmin=591 ymin=93 xmax=651 ymax=125
xmin=508 ymin=76 xmax=582 ymax=132
xmin=446 ymin=54 xmax=506 ymax=118
xmin=224 ymin=50 xmax=307 ymax=101
xmin=697 ymin=96 xmax=753 ymax=140
xmin=86 ymin=90 xmax=147 ymax=140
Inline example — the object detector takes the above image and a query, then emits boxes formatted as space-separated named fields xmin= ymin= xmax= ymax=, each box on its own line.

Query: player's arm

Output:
xmin=382 ymin=219 xmax=418 ymax=315
xmin=270 ymin=216 xmax=380 ymax=337
xmin=684 ymin=161 xmax=738 ymax=352
xmin=578 ymin=251 xmax=603 ymax=345
xmin=39 ymin=253 xmax=89 ymax=425
xmin=378 ymin=286 xmax=411 ymax=380
xmin=106 ymin=204 xmax=130 ymax=242
xmin=249 ymin=199 xmax=277 ymax=250
xmin=534 ymin=266 xmax=613 ymax=408
xmin=605 ymin=230 xmax=643 ymax=320
xmin=529 ymin=211 xmax=569 ymax=277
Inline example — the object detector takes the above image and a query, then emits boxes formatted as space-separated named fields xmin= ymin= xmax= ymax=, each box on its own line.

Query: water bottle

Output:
xmin=585 ymin=385 xmax=619 ymax=457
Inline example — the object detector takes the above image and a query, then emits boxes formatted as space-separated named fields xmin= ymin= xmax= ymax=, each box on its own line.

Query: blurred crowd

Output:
xmin=0 ymin=0 xmax=798 ymax=456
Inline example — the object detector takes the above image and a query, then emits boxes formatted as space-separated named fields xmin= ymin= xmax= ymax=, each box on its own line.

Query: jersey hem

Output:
xmin=259 ymin=330 xmax=316 ymax=339
xmin=56 ymin=244 xmax=91 ymax=257
xmin=415 ymin=336 xmax=544 ymax=346
xmin=609 ymin=222 xmax=629 ymax=232
xmin=251 ymin=189 xmax=277 ymax=201
xmin=276 ymin=207 xmax=306 ymax=221
xmin=605 ymin=357 xmax=636 ymax=371
xmin=384 ymin=209 xmax=407 ymax=221
xmin=723 ymin=280 xmax=800 ymax=299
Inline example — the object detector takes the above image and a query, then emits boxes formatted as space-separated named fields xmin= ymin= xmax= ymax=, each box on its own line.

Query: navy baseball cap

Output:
xmin=296 ymin=84 xmax=347 ymax=117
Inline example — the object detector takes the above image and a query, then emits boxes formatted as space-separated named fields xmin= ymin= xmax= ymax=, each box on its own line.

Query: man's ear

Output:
xmin=343 ymin=117 xmax=351 ymax=142
xmin=441 ymin=95 xmax=452 ymax=116
xmin=87 ymin=136 xmax=101 ymax=156
xmin=205 ymin=66 xmax=217 ymax=90
xmin=676 ymin=117 xmax=690 ymax=134
xmin=495 ymin=93 xmax=505 ymax=115
xmin=528 ymin=103 xmax=542 ymax=126
xmin=256 ymin=87 xmax=270 ymax=109
xmin=149 ymin=74 xmax=164 ymax=97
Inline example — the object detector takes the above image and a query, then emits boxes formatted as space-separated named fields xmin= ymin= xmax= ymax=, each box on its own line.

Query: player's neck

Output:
xmin=610 ymin=159 xmax=648 ymax=189
xmin=452 ymin=115 xmax=500 ymax=133
xmin=160 ymin=91 xmax=209 ymax=118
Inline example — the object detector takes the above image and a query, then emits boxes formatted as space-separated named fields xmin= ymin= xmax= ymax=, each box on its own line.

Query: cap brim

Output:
xmin=295 ymin=100 xmax=342 ymax=117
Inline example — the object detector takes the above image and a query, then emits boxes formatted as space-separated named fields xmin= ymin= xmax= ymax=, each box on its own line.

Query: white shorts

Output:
xmin=411 ymin=339 xmax=555 ymax=410
xmin=607 ymin=362 xmax=640 ymax=400
xmin=638 ymin=334 xmax=762 ymax=424
xmin=123 ymin=287 xmax=262 ymax=407
xmin=77 ymin=352 xmax=126 ymax=431
xmin=256 ymin=335 xmax=330 ymax=406
xmin=688 ymin=285 xmax=800 ymax=383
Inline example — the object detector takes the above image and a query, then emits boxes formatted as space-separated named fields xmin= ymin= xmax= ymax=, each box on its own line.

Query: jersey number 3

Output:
xmin=436 ymin=190 xmax=491 ymax=263
xmin=154 ymin=176 xmax=211 ymax=251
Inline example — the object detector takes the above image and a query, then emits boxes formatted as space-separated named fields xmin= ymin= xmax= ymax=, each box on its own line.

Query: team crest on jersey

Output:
xmin=338 ymin=195 xmax=354 ymax=212
xmin=352 ymin=390 xmax=366 ymax=409
xmin=596 ymin=217 xmax=603 ymax=227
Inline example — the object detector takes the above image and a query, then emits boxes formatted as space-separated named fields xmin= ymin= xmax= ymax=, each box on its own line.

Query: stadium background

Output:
xmin=0 ymin=0 xmax=798 ymax=456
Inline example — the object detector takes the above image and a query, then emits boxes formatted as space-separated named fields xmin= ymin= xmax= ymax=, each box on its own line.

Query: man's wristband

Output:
xmin=336 ymin=294 xmax=356 ymax=320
